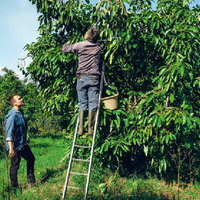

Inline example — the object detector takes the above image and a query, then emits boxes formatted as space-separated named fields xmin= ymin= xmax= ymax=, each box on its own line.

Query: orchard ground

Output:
xmin=0 ymin=134 xmax=199 ymax=200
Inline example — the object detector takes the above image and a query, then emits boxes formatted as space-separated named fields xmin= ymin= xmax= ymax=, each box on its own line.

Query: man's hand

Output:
xmin=61 ymin=41 xmax=71 ymax=52
xmin=9 ymin=148 xmax=15 ymax=158
xmin=7 ymin=141 xmax=15 ymax=158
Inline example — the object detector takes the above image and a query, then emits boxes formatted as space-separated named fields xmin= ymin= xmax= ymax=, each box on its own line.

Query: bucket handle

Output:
xmin=101 ymin=84 xmax=119 ymax=99
xmin=103 ymin=73 xmax=119 ymax=96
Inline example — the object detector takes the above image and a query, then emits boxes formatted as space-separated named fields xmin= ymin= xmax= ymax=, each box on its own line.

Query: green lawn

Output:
xmin=0 ymin=136 xmax=200 ymax=200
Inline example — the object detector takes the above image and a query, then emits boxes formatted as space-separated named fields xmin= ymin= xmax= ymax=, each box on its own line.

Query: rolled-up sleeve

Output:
xmin=62 ymin=42 xmax=82 ymax=53
xmin=5 ymin=115 xmax=15 ymax=142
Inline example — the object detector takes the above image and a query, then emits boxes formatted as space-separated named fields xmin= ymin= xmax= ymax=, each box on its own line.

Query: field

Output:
xmin=0 ymin=135 xmax=200 ymax=200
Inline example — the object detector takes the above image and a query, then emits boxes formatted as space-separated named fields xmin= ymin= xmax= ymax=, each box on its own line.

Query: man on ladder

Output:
xmin=61 ymin=27 xmax=103 ymax=200
xmin=62 ymin=27 xmax=102 ymax=136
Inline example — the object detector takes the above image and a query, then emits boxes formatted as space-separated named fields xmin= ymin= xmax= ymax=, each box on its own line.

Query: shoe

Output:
xmin=27 ymin=174 xmax=36 ymax=186
xmin=10 ymin=185 xmax=22 ymax=194
xmin=87 ymin=110 xmax=96 ymax=135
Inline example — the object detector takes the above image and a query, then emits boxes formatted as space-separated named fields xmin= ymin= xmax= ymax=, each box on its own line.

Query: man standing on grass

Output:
xmin=62 ymin=27 xmax=102 ymax=136
xmin=4 ymin=94 xmax=35 ymax=189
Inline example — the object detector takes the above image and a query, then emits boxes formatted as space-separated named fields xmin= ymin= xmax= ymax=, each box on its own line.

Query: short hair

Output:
xmin=9 ymin=94 xmax=19 ymax=106
xmin=86 ymin=27 xmax=99 ymax=43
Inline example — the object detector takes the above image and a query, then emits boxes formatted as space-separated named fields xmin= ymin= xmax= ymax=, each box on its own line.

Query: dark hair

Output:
xmin=9 ymin=94 xmax=19 ymax=106
xmin=86 ymin=27 xmax=99 ymax=43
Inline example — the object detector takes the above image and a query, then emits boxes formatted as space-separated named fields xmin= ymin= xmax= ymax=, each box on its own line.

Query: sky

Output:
xmin=0 ymin=0 xmax=199 ymax=79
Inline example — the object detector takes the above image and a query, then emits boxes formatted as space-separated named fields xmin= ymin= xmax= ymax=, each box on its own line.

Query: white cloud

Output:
xmin=0 ymin=70 xmax=25 ymax=80
xmin=15 ymin=72 xmax=25 ymax=80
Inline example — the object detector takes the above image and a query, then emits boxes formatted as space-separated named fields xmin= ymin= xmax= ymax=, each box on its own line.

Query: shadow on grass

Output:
xmin=30 ymin=143 xmax=52 ymax=148
xmin=64 ymin=182 xmax=172 ymax=200
xmin=31 ymin=134 xmax=64 ymax=139
xmin=66 ymin=192 xmax=171 ymax=200
xmin=39 ymin=165 xmax=66 ymax=184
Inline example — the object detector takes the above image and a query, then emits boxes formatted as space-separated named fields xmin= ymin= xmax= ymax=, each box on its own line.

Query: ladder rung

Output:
xmin=74 ymin=145 xmax=92 ymax=148
xmin=70 ymin=171 xmax=88 ymax=176
xmin=67 ymin=186 xmax=85 ymax=190
xmin=72 ymin=158 xmax=90 ymax=162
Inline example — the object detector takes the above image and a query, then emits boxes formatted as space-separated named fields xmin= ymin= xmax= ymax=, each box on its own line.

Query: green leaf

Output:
xmin=163 ymin=159 xmax=167 ymax=171
xmin=152 ymin=76 xmax=160 ymax=83
xmin=144 ymin=145 xmax=148 ymax=156
xmin=136 ymin=138 xmax=140 ymax=146
xmin=159 ymin=160 xmax=163 ymax=173
xmin=165 ymin=135 xmax=169 ymax=144
xmin=156 ymin=117 xmax=161 ymax=127
xmin=99 ymin=183 xmax=107 ymax=193
xmin=109 ymin=53 xmax=114 ymax=65
xmin=160 ymin=114 xmax=165 ymax=122
xmin=190 ymin=27 xmax=198 ymax=33
xmin=170 ymin=94 xmax=174 ymax=103
xmin=124 ymin=118 xmax=129 ymax=128
xmin=182 ymin=114 xmax=186 ymax=125
xmin=133 ymin=138 xmax=136 ymax=145
xmin=110 ymin=120 xmax=113 ymax=132
xmin=179 ymin=66 xmax=184 ymax=77
xmin=138 ymin=99 xmax=146 ymax=106
xmin=159 ymin=68 xmax=167 ymax=76
xmin=116 ymin=114 xmax=121 ymax=127
xmin=104 ymin=50 xmax=110 ymax=59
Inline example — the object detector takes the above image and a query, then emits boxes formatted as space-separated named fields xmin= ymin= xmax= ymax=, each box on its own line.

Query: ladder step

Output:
xmin=70 ymin=171 xmax=88 ymax=176
xmin=72 ymin=158 xmax=90 ymax=162
xmin=67 ymin=186 xmax=85 ymax=190
xmin=74 ymin=145 xmax=92 ymax=148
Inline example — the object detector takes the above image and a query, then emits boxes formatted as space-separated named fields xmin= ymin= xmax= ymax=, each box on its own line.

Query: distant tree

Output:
xmin=0 ymin=67 xmax=43 ymax=136
xmin=0 ymin=68 xmax=22 ymax=132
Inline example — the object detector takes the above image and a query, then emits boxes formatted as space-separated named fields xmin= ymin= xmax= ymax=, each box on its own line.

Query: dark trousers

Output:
xmin=10 ymin=144 xmax=35 ymax=187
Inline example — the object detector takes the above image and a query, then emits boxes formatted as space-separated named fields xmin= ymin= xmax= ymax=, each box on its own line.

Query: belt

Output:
xmin=77 ymin=74 xmax=99 ymax=76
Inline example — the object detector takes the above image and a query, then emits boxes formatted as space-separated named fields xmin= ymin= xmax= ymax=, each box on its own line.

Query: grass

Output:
xmin=0 ymin=135 xmax=200 ymax=200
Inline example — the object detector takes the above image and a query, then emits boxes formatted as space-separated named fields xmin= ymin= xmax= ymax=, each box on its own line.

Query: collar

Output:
xmin=11 ymin=107 xmax=22 ymax=113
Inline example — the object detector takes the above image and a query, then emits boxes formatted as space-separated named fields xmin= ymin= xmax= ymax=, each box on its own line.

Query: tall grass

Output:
xmin=0 ymin=135 xmax=199 ymax=200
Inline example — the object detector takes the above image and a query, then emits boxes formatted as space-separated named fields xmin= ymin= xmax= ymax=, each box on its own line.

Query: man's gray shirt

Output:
xmin=62 ymin=40 xmax=101 ymax=75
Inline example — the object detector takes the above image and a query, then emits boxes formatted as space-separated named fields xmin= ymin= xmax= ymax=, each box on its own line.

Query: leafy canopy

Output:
xmin=24 ymin=0 xmax=200 ymax=177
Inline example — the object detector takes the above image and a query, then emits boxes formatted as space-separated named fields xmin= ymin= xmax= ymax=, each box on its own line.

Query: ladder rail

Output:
xmin=62 ymin=116 xmax=79 ymax=200
xmin=84 ymin=61 xmax=105 ymax=200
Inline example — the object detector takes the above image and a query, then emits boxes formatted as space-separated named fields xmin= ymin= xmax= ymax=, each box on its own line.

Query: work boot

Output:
xmin=10 ymin=185 xmax=22 ymax=194
xmin=27 ymin=173 xmax=36 ymax=186
xmin=78 ymin=110 xmax=84 ymax=135
xmin=87 ymin=110 xmax=96 ymax=135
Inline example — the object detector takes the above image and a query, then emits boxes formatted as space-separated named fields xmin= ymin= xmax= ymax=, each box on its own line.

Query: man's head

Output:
xmin=9 ymin=94 xmax=24 ymax=108
xmin=84 ymin=27 xmax=99 ymax=43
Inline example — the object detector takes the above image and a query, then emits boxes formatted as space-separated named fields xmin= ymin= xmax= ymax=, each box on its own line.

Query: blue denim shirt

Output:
xmin=4 ymin=107 xmax=27 ymax=151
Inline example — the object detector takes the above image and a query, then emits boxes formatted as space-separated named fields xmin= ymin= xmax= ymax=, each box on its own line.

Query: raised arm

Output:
xmin=61 ymin=41 xmax=83 ymax=53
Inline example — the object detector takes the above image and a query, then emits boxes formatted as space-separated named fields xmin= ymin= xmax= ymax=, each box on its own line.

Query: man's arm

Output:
xmin=5 ymin=115 xmax=15 ymax=157
xmin=7 ymin=141 xmax=15 ymax=158
xmin=61 ymin=41 xmax=70 ymax=52
xmin=61 ymin=41 xmax=82 ymax=53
